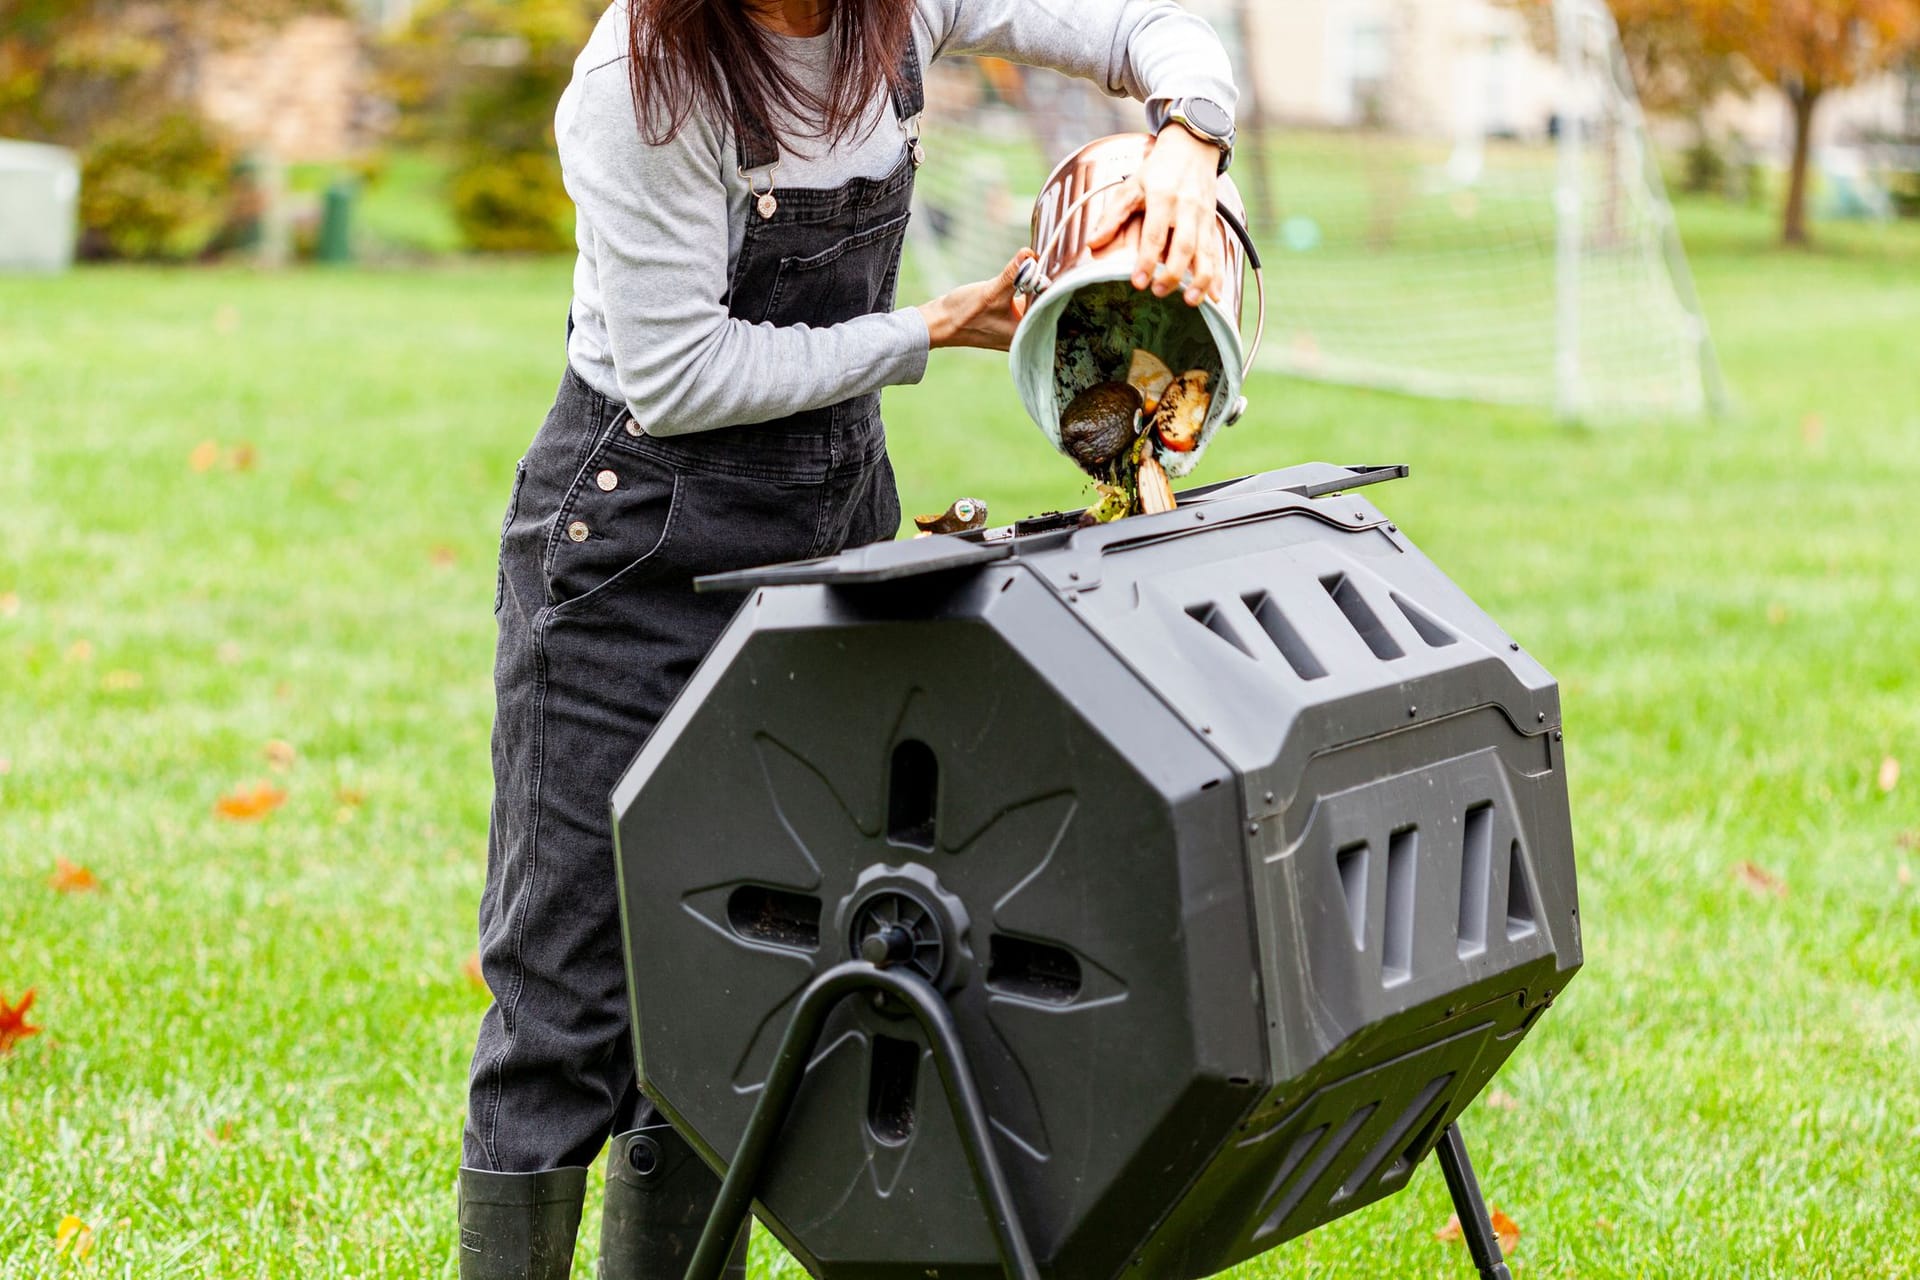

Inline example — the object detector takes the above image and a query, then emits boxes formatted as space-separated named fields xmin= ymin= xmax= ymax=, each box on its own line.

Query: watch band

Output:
xmin=1151 ymin=97 xmax=1236 ymax=175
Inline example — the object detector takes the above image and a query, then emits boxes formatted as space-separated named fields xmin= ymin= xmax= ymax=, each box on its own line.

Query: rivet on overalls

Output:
xmin=624 ymin=419 xmax=643 ymax=437
xmin=567 ymin=520 xmax=590 ymax=543
xmin=596 ymin=470 xmax=618 ymax=492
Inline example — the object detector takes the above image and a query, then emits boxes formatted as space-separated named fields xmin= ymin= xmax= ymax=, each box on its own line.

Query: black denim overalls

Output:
xmin=465 ymin=51 xmax=922 ymax=1174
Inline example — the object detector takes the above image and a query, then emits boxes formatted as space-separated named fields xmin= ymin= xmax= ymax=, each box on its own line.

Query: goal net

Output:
xmin=911 ymin=0 xmax=1724 ymax=419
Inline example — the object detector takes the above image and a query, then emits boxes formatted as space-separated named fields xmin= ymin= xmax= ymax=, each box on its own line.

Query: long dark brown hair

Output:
xmin=628 ymin=0 xmax=914 ymax=152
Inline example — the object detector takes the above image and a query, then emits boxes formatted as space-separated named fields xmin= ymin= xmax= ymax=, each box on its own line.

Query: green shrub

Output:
xmin=79 ymin=112 xmax=234 ymax=261
xmin=449 ymin=151 xmax=574 ymax=254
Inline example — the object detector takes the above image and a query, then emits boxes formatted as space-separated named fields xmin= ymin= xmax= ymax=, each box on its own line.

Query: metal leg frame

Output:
xmin=684 ymin=961 xmax=1041 ymax=1280
xmin=1435 ymin=1123 xmax=1512 ymax=1280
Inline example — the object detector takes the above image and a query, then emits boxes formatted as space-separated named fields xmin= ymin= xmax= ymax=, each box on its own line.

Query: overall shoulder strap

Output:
xmin=736 ymin=33 xmax=926 ymax=176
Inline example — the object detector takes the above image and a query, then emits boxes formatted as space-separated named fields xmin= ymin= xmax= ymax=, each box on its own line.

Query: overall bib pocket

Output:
xmin=758 ymin=210 xmax=912 ymax=324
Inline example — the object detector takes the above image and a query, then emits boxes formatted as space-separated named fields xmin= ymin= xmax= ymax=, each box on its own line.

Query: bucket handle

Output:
xmin=1017 ymin=179 xmax=1267 ymax=386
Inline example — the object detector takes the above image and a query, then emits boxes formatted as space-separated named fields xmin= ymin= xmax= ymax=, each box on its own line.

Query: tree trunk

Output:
xmin=1782 ymin=85 xmax=1820 ymax=247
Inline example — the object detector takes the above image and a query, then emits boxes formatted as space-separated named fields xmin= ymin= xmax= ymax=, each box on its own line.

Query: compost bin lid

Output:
xmin=695 ymin=463 xmax=1407 ymax=593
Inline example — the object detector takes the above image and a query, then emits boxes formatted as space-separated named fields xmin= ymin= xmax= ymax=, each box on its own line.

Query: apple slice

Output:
xmin=1128 ymin=349 xmax=1176 ymax=415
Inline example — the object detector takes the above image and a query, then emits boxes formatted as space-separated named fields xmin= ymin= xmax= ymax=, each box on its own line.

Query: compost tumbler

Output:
xmin=611 ymin=463 xmax=1581 ymax=1280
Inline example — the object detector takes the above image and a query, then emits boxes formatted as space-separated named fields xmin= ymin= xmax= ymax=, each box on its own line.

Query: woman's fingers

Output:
xmin=1136 ymin=187 xmax=1177 ymax=293
xmin=1187 ymin=223 xmax=1224 ymax=306
xmin=1086 ymin=178 xmax=1145 ymax=251
xmin=1155 ymin=193 xmax=1205 ymax=299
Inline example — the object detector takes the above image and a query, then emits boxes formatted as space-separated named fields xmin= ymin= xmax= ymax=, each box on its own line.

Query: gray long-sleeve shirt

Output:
xmin=557 ymin=0 xmax=1237 ymax=436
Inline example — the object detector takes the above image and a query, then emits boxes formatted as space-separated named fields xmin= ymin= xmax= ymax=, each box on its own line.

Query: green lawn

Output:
xmin=2 ymin=202 xmax=1918 ymax=1277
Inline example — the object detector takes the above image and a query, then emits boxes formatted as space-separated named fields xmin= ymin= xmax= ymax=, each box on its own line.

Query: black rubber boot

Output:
xmin=599 ymin=1125 xmax=749 ymax=1280
xmin=458 ymin=1164 xmax=590 ymax=1280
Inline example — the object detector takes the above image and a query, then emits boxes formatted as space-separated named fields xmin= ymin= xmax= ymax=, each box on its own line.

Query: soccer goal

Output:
xmin=911 ymin=0 xmax=1725 ymax=420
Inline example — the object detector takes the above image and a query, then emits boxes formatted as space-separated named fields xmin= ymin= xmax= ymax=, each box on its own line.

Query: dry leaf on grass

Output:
xmin=430 ymin=545 xmax=458 ymax=568
xmin=1878 ymin=757 xmax=1900 ymax=794
xmin=1483 ymin=1088 xmax=1521 ymax=1112
xmin=0 ymin=757 xmax=12 ymax=775
xmin=189 ymin=440 xmax=222 ymax=472
xmin=215 ymin=782 xmax=286 ymax=821
xmin=264 ymin=740 xmax=297 ymax=771
xmin=64 ymin=639 xmax=93 ymax=663
xmin=215 ymin=642 xmax=243 ymax=665
xmin=1437 ymin=1207 xmax=1521 ymax=1255
xmin=1734 ymin=861 xmax=1787 ymax=900
xmin=204 ymin=1119 xmax=238 ymax=1144
xmin=1899 ymin=863 xmax=1913 ymax=888
xmin=0 ymin=591 xmax=18 ymax=617
xmin=228 ymin=443 xmax=257 ymax=472
xmin=462 ymin=952 xmax=487 ymax=990
xmin=0 ymin=989 xmax=41 ymax=1052
xmin=100 ymin=669 xmax=143 ymax=692
xmin=1800 ymin=413 xmax=1825 ymax=446
xmin=49 ymin=858 xmax=98 ymax=894
xmin=54 ymin=1214 xmax=95 ymax=1261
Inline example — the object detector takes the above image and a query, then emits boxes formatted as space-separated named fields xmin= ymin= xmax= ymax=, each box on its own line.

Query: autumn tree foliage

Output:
xmin=1515 ymin=0 xmax=1920 ymax=245
xmin=1693 ymin=0 xmax=1920 ymax=244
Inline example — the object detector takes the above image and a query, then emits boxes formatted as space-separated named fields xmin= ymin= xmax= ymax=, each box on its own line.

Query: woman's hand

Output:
xmin=1086 ymin=127 xmax=1226 ymax=308
xmin=919 ymin=249 xmax=1038 ymax=352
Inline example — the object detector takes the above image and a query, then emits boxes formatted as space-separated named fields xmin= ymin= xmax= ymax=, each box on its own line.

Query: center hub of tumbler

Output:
xmin=849 ymin=890 xmax=944 ymax=984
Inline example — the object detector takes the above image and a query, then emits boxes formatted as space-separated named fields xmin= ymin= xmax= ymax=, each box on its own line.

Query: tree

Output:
xmin=1696 ymin=0 xmax=1920 ymax=244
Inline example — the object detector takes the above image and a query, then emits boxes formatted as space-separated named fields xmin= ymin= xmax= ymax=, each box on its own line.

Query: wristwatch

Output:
xmin=1152 ymin=96 xmax=1236 ymax=175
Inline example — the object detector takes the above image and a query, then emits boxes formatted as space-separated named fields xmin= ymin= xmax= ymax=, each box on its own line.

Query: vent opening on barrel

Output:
xmin=1185 ymin=602 xmax=1256 ymax=659
xmin=1321 ymin=573 xmax=1404 ymax=661
xmin=726 ymin=886 xmax=822 ymax=951
xmin=867 ymin=1035 xmax=919 ymax=1146
xmin=1242 ymin=591 xmax=1329 ymax=680
xmin=1457 ymin=803 xmax=1494 ymax=958
xmin=987 ymin=935 xmax=1082 ymax=1004
xmin=1506 ymin=840 xmax=1537 ymax=939
xmin=1336 ymin=841 xmax=1369 ymax=950
xmin=887 ymin=740 xmax=938 ymax=851
xmin=1391 ymin=592 xmax=1459 ymax=648
xmin=1383 ymin=828 xmax=1418 ymax=986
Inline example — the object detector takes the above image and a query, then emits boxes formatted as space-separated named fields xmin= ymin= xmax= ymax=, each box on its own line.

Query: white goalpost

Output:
xmin=909 ymin=0 xmax=1726 ymax=420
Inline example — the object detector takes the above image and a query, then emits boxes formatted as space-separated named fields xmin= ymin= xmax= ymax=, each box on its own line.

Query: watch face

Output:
xmin=1185 ymin=98 xmax=1233 ymax=141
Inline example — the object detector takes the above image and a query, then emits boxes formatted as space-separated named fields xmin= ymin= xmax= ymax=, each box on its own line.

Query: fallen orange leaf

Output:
xmin=463 ymin=952 xmax=487 ymax=990
xmin=1899 ymin=831 xmax=1920 ymax=852
xmin=1490 ymin=1207 xmax=1521 ymax=1255
xmin=0 ymin=989 xmax=41 ymax=1053
xmin=49 ymin=858 xmax=98 ymax=894
xmin=1483 ymin=1088 xmax=1520 ymax=1112
xmin=1878 ymin=756 xmax=1900 ymax=794
xmin=1435 ymin=1206 xmax=1520 ymax=1256
xmin=214 ymin=782 xmax=286 ymax=821
xmin=264 ymin=740 xmax=297 ymax=771
xmin=64 ymin=639 xmax=93 ymax=663
xmin=228 ymin=442 xmax=257 ymax=472
xmin=430 ymin=545 xmax=458 ymax=568
xmin=0 ymin=757 xmax=12 ymax=775
xmin=1800 ymin=413 xmax=1825 ymax=446
xmin=0 ymin=590 xmax=18 ymax=617
xmin=1734 ymin=861 xmax=1787 ymax=900
xmin=189 ymin=439 xmax=221 ymax=472
xmin=54 ymin=1214 xmax=95 ymax=1260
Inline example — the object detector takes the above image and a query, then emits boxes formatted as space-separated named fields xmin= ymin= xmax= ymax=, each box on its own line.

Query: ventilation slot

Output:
xmin=987 ymin=935 xmax=1082 ymax=1004
xmin=1242 ymin=592 xmax=1329 ymax=680
xmin=1337 ymin=1073 xmax=1454 ymax=1200
xmin=1257 ymin=1105 xmax=1376 ymax=1239
xmin=726 ymin=886 xmax=822 ymax=951
xmin=887 ymin=739 xmax=937 ymax=851
xmin=1506 ymin=840 xmax=1538 ymax=940
xmin=867 ymin=1035 xmax=919 ymax=1146
xmin=1336 ymin=842 xmax=1369 ymax=950
xmin=1392 ymin=592 xmax=1459 ymax=648
xmin=1185 ymin=602 xmax=1255 ymax=659
xmin=1321 ymin=573 xmax=1404 ymax=660
xmin=1457 ymin=804 xmax=1493 ymax=958
xmin=1383 ymin=828 xmax=1417 ymax=985
xmin=1381 ymin=1078 xmax=1457 ymax=1185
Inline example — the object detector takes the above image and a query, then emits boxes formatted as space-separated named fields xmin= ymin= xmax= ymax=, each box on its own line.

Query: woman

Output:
xmin=459 ymin=0 xmax=1239 ymax=1275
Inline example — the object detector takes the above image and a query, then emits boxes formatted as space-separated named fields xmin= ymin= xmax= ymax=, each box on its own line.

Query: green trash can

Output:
xmin=316 ymin=178 xmax=355 ymax=265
